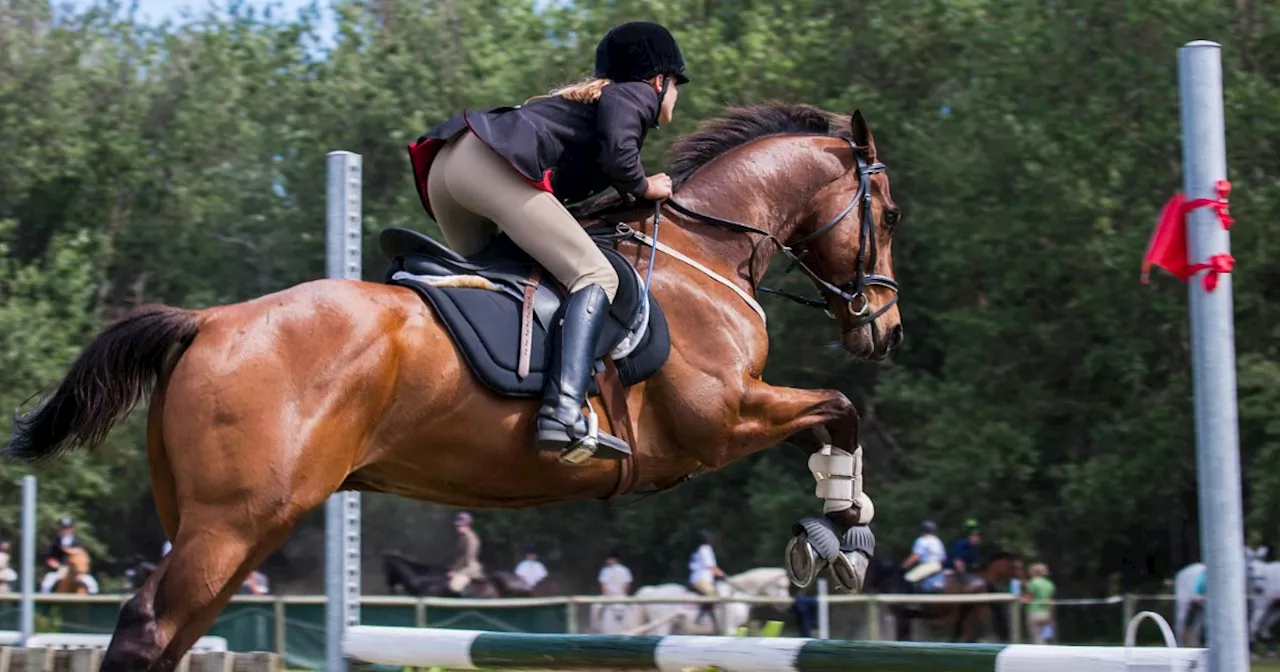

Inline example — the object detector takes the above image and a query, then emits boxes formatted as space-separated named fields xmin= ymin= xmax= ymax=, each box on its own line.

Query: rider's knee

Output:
xmin=570 ymin=263 xmax=619 ymax=302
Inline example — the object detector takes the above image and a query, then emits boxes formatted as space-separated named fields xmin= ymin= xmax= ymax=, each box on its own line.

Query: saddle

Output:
xmin=378 ymin=224 xmax=670 ymax=409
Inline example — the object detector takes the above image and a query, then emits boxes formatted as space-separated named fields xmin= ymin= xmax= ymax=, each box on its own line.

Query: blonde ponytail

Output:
xmin=525 ymin=77 xmax=613 ymax=105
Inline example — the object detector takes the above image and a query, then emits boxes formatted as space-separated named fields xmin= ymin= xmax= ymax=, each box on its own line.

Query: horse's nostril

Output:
xmin=888 ymin=324 xmax=904 ymax=349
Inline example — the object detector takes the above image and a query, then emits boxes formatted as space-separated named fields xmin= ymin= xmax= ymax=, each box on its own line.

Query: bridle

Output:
xmin=662 ymin=138 xmax=898 ymax=333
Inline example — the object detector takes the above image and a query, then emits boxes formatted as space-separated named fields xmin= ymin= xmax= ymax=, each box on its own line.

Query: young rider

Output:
xmin=407 ymin=21 xmax=688 ymax=462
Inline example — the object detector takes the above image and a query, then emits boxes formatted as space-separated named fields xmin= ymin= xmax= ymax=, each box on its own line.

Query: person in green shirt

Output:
xmin=1023 ymin=562 xmax=1056 ymax=644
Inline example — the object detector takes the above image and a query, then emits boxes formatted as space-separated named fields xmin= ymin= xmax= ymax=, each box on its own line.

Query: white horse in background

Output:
xmin=1173 ymin=545 xmax=1269 ymax=648
xmin=631 ymin=567 xmax=792 ymax=636
xmin=591 ymin=600 xmax=644 ymax=634
xmin=1249 ymin=560 xmax=1280 ymax=655
xmin=1173 ymin=561 xmax=1206 ymax=647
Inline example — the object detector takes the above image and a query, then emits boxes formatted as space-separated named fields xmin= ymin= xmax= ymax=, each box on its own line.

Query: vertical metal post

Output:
xmin=865 ymin=599 xmax=880 ymax=641
xmin=325 ymin=150 xmax=363 ymax=671
xmin=1179 ymin=40 xmax=1247 ymax=672
xmin=816 ymin=578 xmax=830 ymax=640
xmin=19 ymin=475 xmax=35 ymax=644
xmin=1123 ymin=593 xmax=1137 ymax=639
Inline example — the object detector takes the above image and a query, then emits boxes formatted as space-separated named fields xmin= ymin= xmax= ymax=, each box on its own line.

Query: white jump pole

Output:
xmin=1178 ymin=40 xmax=1248 ymax=672
xmin=19 ymin=475 xmax=36 ymax=645
xmin=325 ymin=151 xmax=364 ymax=671
xmin=816 ymin=578 xmax=829 ymax=640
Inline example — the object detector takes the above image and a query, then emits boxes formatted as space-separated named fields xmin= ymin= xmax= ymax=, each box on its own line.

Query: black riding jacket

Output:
xmin=408 ymin=81 xmax=661 ymax=218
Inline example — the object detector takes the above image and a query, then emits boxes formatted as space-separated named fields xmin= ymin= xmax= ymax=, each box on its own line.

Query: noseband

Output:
xmin=664 ymin=139 xmax=898 ymax=332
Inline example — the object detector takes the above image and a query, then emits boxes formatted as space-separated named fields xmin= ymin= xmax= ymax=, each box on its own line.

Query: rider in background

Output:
xmin=407 ymin=21 xmax=688 ymax=462
xmin=902 ymin=520 xmax=947 ymax=593
xmin=689 ymin=531 xmax=726 ymax=632
xmin=946 ymin=519 xmax=983 ymax=582
xmin=447 ymin=512 xmax=485 ymax=595
xmin=46 ymin=517 xmax=78 ymax=565
xmin=514 ymin=544 xmax=548 ymax=590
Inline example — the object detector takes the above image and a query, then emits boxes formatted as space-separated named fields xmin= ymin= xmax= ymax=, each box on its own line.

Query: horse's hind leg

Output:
xmin=102 ymin=376 xmax=356 ymax=670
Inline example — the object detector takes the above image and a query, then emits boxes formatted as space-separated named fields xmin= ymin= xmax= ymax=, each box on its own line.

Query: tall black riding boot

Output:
xmin=535 ymin=283 xmax=632 ymax=462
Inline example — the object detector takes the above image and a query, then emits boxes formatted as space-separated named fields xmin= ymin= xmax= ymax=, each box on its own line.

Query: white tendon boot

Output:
xmin=808 ymin=445 xmax=875 ymax=522
xmin=784 ymin=445 xmax=876 ymax=594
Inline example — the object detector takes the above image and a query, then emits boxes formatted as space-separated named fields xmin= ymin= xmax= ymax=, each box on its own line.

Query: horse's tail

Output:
xmin=4 ymin=305 xmax=199 ymax=463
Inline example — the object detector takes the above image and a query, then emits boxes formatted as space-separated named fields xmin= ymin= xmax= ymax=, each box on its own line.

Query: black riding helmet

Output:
xmin=594 ymin=21 xmax=690 ymax=85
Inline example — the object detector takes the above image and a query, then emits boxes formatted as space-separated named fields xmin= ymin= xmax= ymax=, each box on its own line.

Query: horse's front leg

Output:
xmin=733 ymin=383 xmax=875 ymax=595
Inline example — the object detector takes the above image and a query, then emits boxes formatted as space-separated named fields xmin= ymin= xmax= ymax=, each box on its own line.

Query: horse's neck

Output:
xmin=665 ymin=143 xmax=832 ymax=286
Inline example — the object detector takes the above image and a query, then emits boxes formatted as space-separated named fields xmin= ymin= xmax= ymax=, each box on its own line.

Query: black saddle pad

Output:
xmin=379 ymin=227 xmax=670 ymax=398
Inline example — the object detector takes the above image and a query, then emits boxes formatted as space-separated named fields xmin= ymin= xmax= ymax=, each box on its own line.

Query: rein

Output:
xmin=658 ymin=140 xmax=898 ymax=331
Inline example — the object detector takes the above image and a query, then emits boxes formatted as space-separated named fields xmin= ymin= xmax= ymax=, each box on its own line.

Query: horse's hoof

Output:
xmin=784 ymin=533 xmax=823 ymax=589
xmin=787 ymin=518 xmax=875 ymax=593
xmin=828 ymin=550 xmax=870 ymax=594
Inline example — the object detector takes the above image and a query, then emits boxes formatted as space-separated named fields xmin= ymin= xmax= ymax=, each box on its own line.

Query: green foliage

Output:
xmin=1 ymin=0 xmax=1279 ymax=599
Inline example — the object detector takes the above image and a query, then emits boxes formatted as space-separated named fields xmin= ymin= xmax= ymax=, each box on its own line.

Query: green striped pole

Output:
xmin=344 ymin=626 xmax=1207 ymax=672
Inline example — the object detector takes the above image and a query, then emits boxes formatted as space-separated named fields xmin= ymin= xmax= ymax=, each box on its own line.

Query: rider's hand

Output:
xmin=642 ymin=173 xmax=672 ymax=200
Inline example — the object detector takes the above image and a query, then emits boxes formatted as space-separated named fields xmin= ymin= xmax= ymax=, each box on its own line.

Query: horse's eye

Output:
xmin=885 ymin=210 xmax=901 ymax=226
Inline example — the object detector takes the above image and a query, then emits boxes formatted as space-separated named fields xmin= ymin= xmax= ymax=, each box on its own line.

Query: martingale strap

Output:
xmin=629 ymin=228 xmax=768 ymax=326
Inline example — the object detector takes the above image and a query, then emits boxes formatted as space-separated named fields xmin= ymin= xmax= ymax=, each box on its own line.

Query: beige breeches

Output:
xmin=426 ymin=131 xmax=619 ymax=301
xmin=904 ymin=561 xmax=943 ymax=583
xmin=448 ymin=573 xmax=472 ymax=593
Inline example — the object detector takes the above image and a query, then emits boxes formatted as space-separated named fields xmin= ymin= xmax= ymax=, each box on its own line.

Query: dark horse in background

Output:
xmin=5 ymin=102 xmax=902 ymax=671
xmin=383 ymin=551 xmax=563 ymax=597
xmin=867 ymin=552 xmax=1025 ymax=643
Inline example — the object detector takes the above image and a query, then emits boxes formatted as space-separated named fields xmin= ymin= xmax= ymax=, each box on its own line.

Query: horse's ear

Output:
xmin=850 ymin=109 xmax=877 ymax=159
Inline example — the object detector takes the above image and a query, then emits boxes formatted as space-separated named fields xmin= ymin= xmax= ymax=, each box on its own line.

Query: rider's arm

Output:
xmin=596 ymin=82 xmax=659 ymax=199
xmin=703 ymin=547 xmax=724 ymax=576
xmin=902 ymin=552 xmax=919 ymax=569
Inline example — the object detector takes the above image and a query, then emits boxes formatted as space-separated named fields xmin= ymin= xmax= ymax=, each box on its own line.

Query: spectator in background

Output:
xmin=688 ymin=531 xmax=725 ymax=633
xmin=0 ymin=541 xmax=15 ymax=592
xmin=515 ymin=545 xmax=548 ymax=589
xmin=239 ymin=570 xmax=269 ymax=595
xmin=791 ymin=586 xmax=819 ymax=637
xmin=47 ymin=517 xmax=78 ymax=565
xmin=1023 ymin=562 xmax=1056 ymax=644
xmin=598 ymin=551 xmax=633 ymax=596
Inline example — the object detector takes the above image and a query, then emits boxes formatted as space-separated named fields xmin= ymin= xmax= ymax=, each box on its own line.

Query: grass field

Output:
xmin=1256 ymin=661 xmax=1280 ymax=671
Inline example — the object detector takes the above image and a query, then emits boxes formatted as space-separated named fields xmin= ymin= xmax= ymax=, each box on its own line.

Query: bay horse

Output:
xmin=4 ymin=102 xmax=902 ymax=671
xmin=53 ymin=546 xmax=95 ymax=594
xmin=872 ymin=552 xmax=1024 ymax=642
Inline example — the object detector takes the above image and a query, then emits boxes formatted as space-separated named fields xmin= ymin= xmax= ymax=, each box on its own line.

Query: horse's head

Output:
xmin=982 ymin=552 xmax=1023 ymax=585
xmin=795 ymin=110 xmax=902 ymax=360
xmin=64 ymin=546 xmax=90 ymax=575
xmin=664 ymin=103 xmax=903 ymax=360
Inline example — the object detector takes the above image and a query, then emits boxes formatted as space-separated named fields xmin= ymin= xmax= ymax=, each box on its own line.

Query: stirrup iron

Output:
xmin=558 ymin=409 xmax=601 ymax=465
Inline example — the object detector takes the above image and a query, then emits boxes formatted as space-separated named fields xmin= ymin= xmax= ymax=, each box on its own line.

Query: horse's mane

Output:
xmin=571 ymin=102 xmax=851 ymax=221
xmin=667 ymin=102 xmax=852 ymax=189
xmin=384 ymin=550 xmax=443 ymax=575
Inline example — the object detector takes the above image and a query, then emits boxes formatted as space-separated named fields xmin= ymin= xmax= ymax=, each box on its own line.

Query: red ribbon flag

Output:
xmin=1141 ymin=179 xmax=1235 ymax=292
